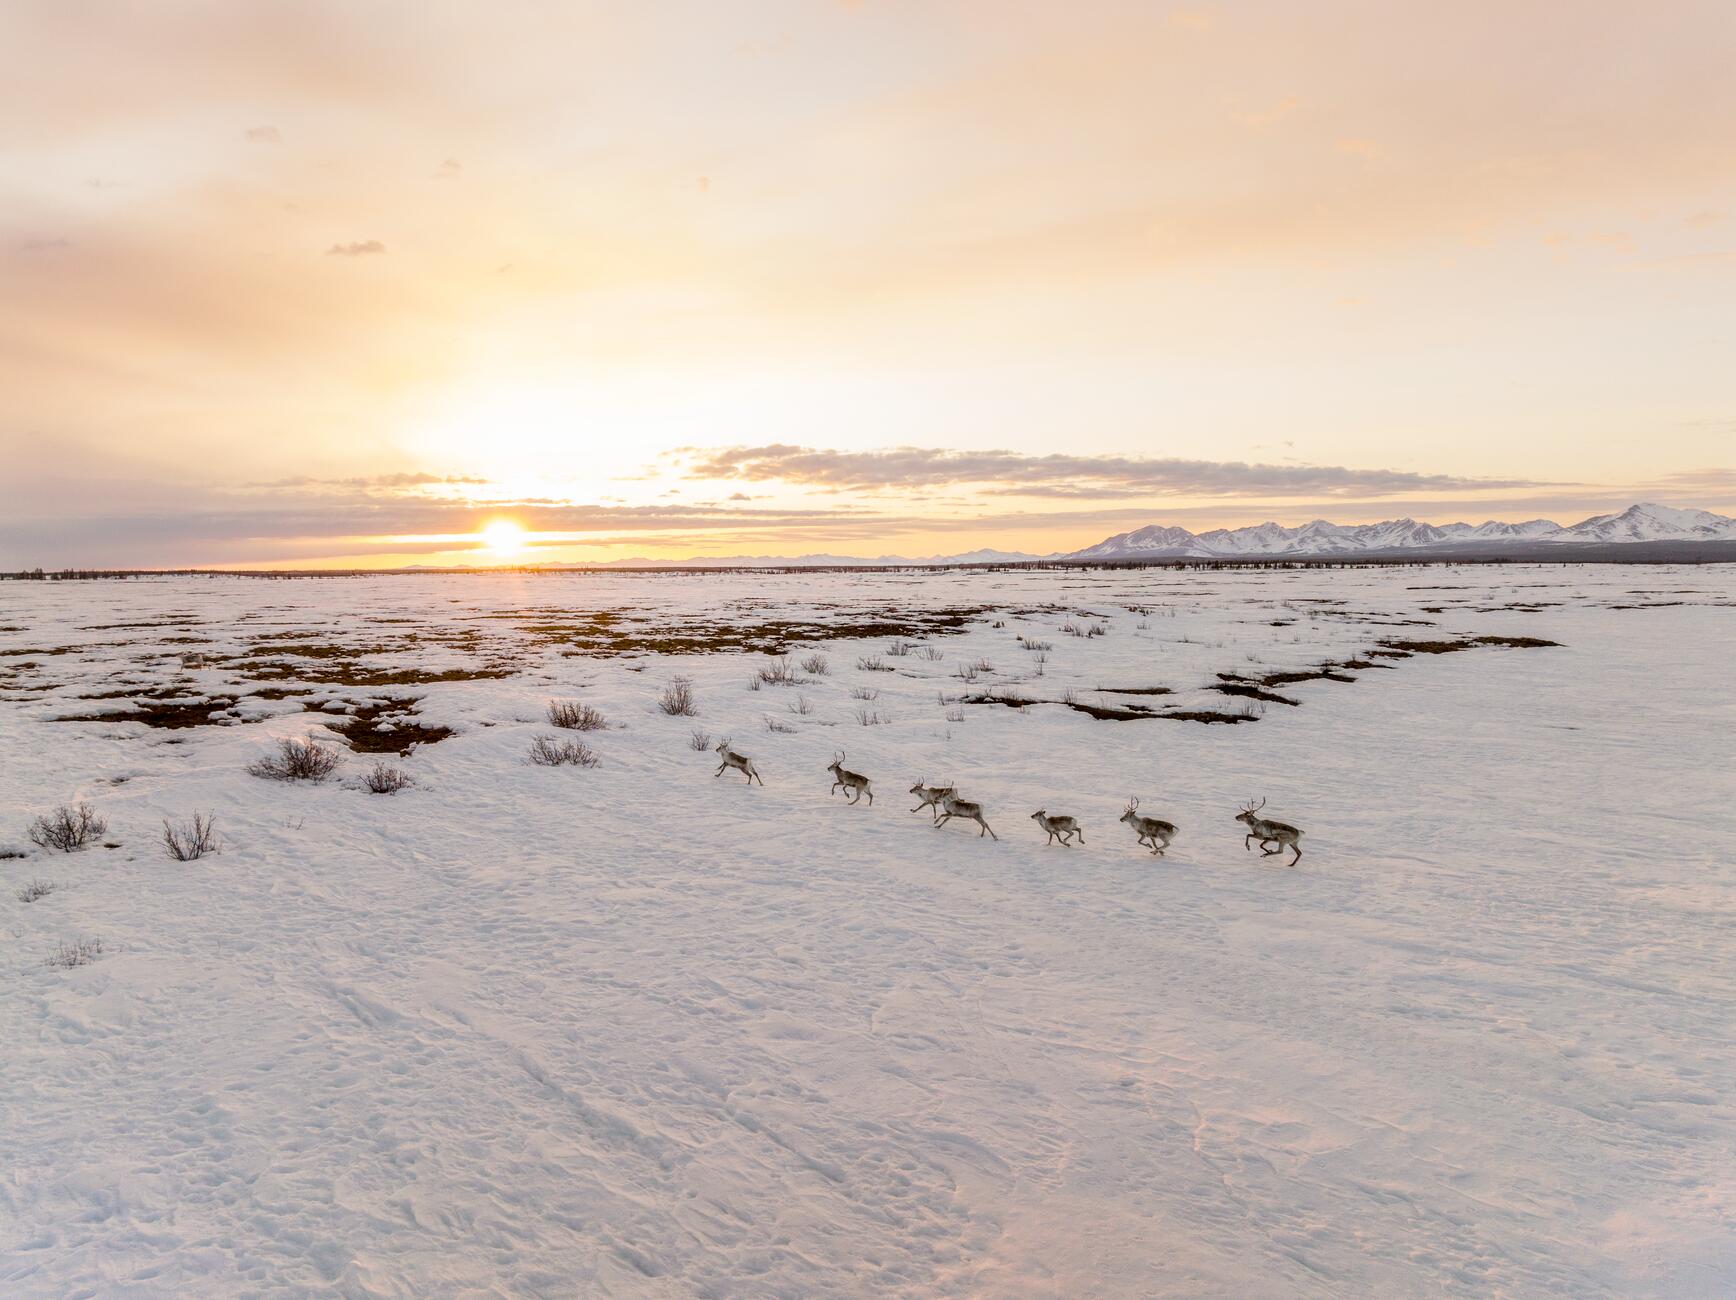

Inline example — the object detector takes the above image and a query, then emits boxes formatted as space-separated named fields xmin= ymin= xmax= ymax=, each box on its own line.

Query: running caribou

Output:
xmin=1119 ymin=798 xmax=1177 ymax=856
xmin=826 ymin=751 xmax=873 ymax=805
xmin=908 ymin=780 xmax=954 ymax=822
xmin=936 ymin=791 xmax=997 ymax=839
xmin=1029 ymin=810 xmax=1082 ymax=846
xmin=1235 ymin=797 xmax=1302 ymax=865
xmin=713 ymin=739 xmax=764 ymax=785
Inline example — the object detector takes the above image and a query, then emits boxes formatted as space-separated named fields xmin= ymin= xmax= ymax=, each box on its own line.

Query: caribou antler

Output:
xmin=1241 ymin=796 xmax=1266 ymax=813
xmin=1127 ymin=795 xmax=1139 ymax=812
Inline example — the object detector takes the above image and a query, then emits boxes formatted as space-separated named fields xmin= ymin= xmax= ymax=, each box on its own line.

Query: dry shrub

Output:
xmin=47 ymin=937 xmax=103 ymax=968
xmin=764 ymin=716 xmax=796 ymax=733
xmin=658 ymin=677 xmax=698 ymax=716
xmin=363 ymin=763 xmax=413 ymax=794
xmin=249 ymin=737 xmax=341 ymax=782
xmin=529 ymin=735 xmax=599 ymax=767
xmin=799 ymin=653 xmax=830 ymax=676
xmin=16 ymin=879 xmax=55 ymax=903
xmin=757 ymin=657 xmax=802 ymax=686
xmin=162 ymin=812 xmax=220 ymax=860
xmin=547 ymin=700 xmax=607 ymax=731
xmin=688 ymin=728 xmax=713 ymax=751
xmin=28 ymin=803 xmax=107 ymax=853
xmin=857 ymin=655 xmax=892 ymax=672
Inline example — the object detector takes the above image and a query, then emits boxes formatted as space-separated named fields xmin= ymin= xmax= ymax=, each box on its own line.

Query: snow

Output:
xmin=3 ymin=565 xmax=1734 ymax=1296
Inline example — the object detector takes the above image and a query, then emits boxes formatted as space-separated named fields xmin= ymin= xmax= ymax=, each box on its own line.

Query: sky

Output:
xmin=3 ymin=0 xmax=1734 ymax=569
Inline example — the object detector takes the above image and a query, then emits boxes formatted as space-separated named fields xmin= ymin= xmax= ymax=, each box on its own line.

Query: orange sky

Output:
xmin=3 ymin=1 xmax=1734 ymax=567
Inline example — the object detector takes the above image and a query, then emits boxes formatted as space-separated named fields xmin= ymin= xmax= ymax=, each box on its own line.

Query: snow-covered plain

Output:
xmin=3 ymin=564 xmax=1733 ymax=1297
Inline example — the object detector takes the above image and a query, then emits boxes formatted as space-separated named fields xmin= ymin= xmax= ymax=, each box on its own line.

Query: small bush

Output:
xmin=658 ymin=677 xmax=698 ymax=716
xmin=857 ymin=655 xmax=891 ymax=672
xmin=249 ymin=737 xmax=341 ymax=782
xmin=689 ymin=728 xmax=713 ymax=751
xmin=757 ymin=657 xmax=802 ymax=686
xmin=28 ymin=803 xmax=107 ymax=853
xmin=849 ymin=686 xmax=880 ymax=701
xmin=1062 ymin=622 xmax=1083 ymax=637
xmin=853 ymin=706 xmax=891 ymax=726
xmin=917 ymin=646 xmax=944 ymax=662
xmin=1020 ymin=637 xmax=1053 ymax=652
xmin=547 ymin=701 xmax=607 ymax=731
xmin=799 ymin=654 xmax=829 ymax=676
xmin=16 ymin=879 xmax=55 ymax=903
xmin=1086 ymin=624 xmax=1108 ymax=638
xmin=363 ymin=763 xmax=413 ymax=794
xmin=162 ymin=812 xmax=220 ymax=860
xmin=528 ymin=735 xmax=599 ymax=767
xmin=765 ymin=716 xmax=796 ymax=733
xmin=944 ymin=706 xmax=966 ymax=723
xmin=1031 ymin=651 xmax=1049 ymax=675
xmin=47 ymin=937 xmax=103 ymax=968
xmin=885 ymin=641 xmax=912 ymax=658
xmin=786 ymin=694 xmax=813 ymax=716
xmin=955 ymin=663 xmax=980 ymax=683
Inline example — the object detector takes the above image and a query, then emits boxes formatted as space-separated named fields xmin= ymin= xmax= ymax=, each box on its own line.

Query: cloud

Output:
xmin=326 ymin=240 xmax=385 ymax=256
xmin=243 ymin=125 xmax=281 ymax=144
xmin=678 ymin=444 xmax=1540 ymax=499
xmin=244 ymin=472 xmax=489 ymax=493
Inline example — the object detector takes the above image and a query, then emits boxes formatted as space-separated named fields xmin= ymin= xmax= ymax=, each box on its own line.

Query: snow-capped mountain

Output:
xmin=1067 ymin=503 xmax=1736 ymax=560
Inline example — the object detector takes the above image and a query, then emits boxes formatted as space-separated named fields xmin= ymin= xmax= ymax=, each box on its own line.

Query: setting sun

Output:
xmin=478 ymin=520 xmax=528 ymax=558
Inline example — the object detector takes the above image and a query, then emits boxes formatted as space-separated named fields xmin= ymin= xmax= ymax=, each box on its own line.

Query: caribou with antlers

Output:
xmin=713 ymin=739 xmax=764 ymax=785
xmin=1235 ymin=797 xmax=1301 ymax=865
xmin=827 ymin=751 xmax=873 ymax=805
xmin=1118 ymin=797 xmax=1177 ymax=856
xmin=936 ymin=791 xmax=997 ymax=839
xmin=1029 ymin=810 xmax=1082 ymax=846
xmin=908 ymin=780 xmax=954 ymax=822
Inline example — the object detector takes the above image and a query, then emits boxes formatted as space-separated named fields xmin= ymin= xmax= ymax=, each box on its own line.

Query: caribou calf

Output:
xmin=936 ymin=792 xmax=997 ymax=839
xmin=827 ymin=751 xmax=873 ymax=805
xmin=1030 ymin=810 xmax=1082 ymax=846
xmin=713 ymin=739 xmax=764 ymax=785
xmin=1119 ymin=798 xmax=1177 ymax=856
xmin=908 ymin=781 xmax=955 ymax=822
xmin=1235 ymin=798 xmax=1301 ymax=865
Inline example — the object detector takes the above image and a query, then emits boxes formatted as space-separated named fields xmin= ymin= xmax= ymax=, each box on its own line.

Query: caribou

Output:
xmin=1118 ymin=797 xmax=1177 ymax=856
xmin=936 ymin=791 xmax=997 ymax=839
xmin=1235 ymin=797 xmax=1302 ymax=865
xmin=1029 ymin=810 xmax=1082 ymax=846
xmin=908 ymin=780 xmax=955 ymax=822
xmin=826 ymin=751 xmax=873 ymax=805
xmin=713 ymin=739 xmax=764 ymax=785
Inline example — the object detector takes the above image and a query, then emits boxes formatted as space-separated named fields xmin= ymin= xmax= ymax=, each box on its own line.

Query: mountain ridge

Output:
xmin=1064 ymin=503 xmax=1736 ymax=561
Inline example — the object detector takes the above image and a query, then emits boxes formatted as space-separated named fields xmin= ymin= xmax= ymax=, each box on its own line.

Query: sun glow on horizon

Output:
xmin=478 ymin=520 xmax=529 ymax=558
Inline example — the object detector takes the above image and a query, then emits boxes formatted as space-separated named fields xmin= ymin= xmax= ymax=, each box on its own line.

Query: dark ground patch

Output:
xmin=518 ymin=607 xmax=988 ymax=656
xmin=1377 ymin=635 xmax=1561 ymax=656
xmin=309 ymin=697 xmax=454 ymax=754
xmin=53 ymin=695 xmax=242 ymax=728
xmin=1212 ymin=682 xmax=1300 ymax=706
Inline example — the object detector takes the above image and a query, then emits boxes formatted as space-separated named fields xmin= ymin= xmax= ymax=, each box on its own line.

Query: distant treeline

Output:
xmin=5 ymin=542 xmax=1732 ymax=581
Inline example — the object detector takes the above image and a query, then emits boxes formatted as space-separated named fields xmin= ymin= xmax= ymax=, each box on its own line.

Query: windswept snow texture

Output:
xmin=3 ymin=566 xmax=1734 ymax=1297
